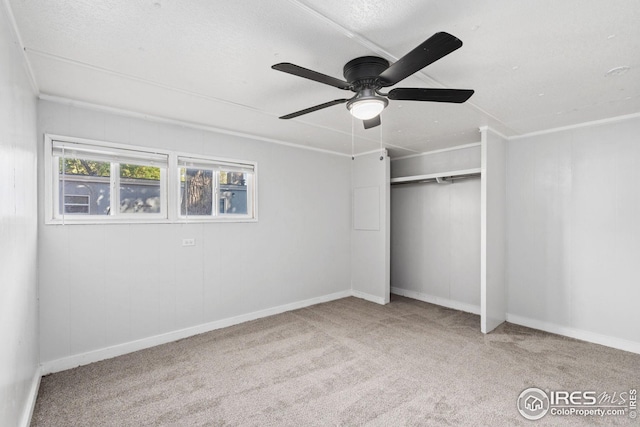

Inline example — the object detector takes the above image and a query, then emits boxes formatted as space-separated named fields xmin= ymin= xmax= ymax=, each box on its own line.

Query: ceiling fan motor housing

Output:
xmin=343 ymin=56 xmax=389 ymax=90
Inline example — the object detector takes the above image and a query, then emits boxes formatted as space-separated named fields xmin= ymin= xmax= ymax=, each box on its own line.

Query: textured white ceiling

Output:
xmin=8 ymin=0 xmax=640 ymax=156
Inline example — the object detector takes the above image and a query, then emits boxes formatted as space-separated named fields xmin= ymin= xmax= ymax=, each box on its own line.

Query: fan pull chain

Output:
xmin=379 ymin=119 xmax=384 ymax=161
xmin=351 ymin=115 xmax=355 ymax=160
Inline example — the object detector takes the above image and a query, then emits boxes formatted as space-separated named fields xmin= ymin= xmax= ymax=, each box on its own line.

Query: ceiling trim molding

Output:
xmin=391 ymin=142 xmax=481 ymax=161
xmin=2 ymin=0 xmax=39 ymax=95
xmin=38 ymin=94 xmax=353 ymax=158
xmin=479 ymin=126 xmax=510 ymax=141
xmin=508 ymin=111 xmax=640 ymax=140
xmin=353 ymin=148 xmax=387 ymax=158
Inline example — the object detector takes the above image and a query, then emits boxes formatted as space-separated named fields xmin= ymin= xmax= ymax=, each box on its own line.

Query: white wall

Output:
xmin=390 ymin=145 xmax=481 ymax=314
xmin=351 ymin=151 xmax=390 ymax=304
xmin=37 ymin=100 xmax=352 ymax=371
xmin=507 ymin=115 xmax=640 ymax=352
xmin=481 ymin=128 xmax=507 ymax=333
xmin=0 ymin=4 xmax=39 ymax=427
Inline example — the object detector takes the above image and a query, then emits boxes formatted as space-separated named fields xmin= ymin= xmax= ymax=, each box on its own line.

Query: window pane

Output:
xmin=219 ymin=171 xmax=248 ymax=215
xmin=63 ymin=195 xmax=90 ymax=214
xmin=64 ymin=195 xmax=89 ymax=205
xmin=180 ymin=168 xmax=214 ymax=216
xmin=64 ymin=205 xmax=90 ymax=214
xmin=59 ymin=158 xmax=111 ymax=215
xmin=119 ymin=164 xmax=161 ymax=213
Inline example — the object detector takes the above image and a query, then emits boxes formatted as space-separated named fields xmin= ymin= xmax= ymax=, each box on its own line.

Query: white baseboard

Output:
xmin=351 ymin=289 xmax=388 ymax=305
xmin=391 ymin=286 xmax=481 ymax=315
xmin=20 ymin=368 xmax=41 ymax=427
xmin=40 ymin=290 xmax=352 ymax=375
xmin=506 ymin=313 xmax=640 ymax=355
xmin=33 ymin=288 xmax=640 ymax=391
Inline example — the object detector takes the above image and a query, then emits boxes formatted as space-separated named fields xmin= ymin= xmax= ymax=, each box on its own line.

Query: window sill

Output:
xmin=44 ymin=217 xmax=258 ymax=225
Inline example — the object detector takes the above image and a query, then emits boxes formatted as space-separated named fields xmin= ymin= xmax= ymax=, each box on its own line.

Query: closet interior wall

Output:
xmin=390 ymin=144 xmax=482 ymax=315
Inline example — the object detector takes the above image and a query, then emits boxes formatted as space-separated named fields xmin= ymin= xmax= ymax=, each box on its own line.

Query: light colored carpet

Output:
xmin=31 ymin=296 xmax=639 ymax=426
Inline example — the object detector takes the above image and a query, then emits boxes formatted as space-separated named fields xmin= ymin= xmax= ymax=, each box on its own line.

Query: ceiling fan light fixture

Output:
xmin=349 ymin=99 xmax=386 ymax=120
xmin=347 ymin=92 xmax=388 ymax=120
xmin=273 ymin=32 xmax=473 ymax=129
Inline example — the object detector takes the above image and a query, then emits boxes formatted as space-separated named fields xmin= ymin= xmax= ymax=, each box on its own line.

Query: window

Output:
xmin=44 ymin=135 xmax=257 ymax=224
xmin=47 ymin=136 xmax=168 ymax=222
xmin=178 ymin=156 xmax=255 ymax=219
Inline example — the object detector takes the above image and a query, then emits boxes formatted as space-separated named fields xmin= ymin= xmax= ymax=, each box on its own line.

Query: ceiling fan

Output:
xmin=272 ymin=32 xmax=474 ymax=129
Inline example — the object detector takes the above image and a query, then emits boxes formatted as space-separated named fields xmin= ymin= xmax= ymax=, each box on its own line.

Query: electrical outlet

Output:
xmin=182 ymin=238 xmax=195 ymax=246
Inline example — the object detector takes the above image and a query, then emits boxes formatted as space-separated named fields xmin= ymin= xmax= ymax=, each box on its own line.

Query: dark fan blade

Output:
xmin=272 ymin=63 xmax=351 ymax=90
xmin=378 ymin=32 xmax=462 ymax=87
xmin=279 ymin=98 xmax=349 ymax=119
xmin=363 ymin=115 xmax=381 ymax=129
xmin=388 ymin=88 xmax=474 ymax=103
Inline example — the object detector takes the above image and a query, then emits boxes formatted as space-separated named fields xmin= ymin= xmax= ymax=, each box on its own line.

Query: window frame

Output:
xmin=176 ymin=153 xmax=257 ymax=222
xmin=45 ymin=134 xmax=170 ymax=224
xmin=44 ymin=134 xmax=258 ymax=225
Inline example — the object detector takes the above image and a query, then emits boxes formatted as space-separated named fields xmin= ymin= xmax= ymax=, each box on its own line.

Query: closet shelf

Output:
xmin=390 ymin=168 xmax=481 ymax=185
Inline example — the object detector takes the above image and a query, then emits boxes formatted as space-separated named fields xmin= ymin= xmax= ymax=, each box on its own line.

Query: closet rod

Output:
xmin=390 ymin=167 xmax=481 ymax=186
xmin=390 ymin=173 xmax=480 ymax=186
